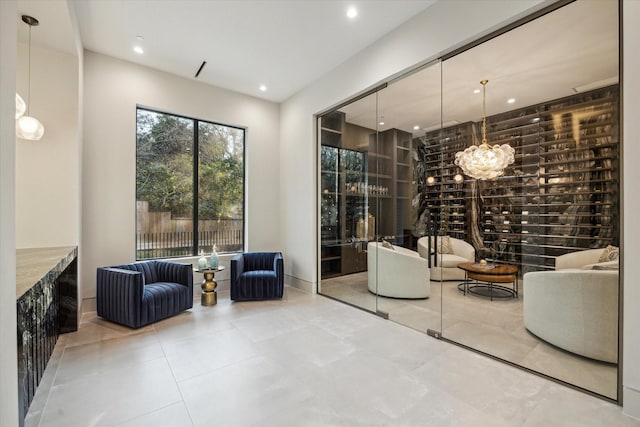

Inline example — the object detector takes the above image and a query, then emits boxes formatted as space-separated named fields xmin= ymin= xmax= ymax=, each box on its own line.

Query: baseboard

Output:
xmin=285 ymin=274 xmax=315 ymax=293
xmin=81 ymin=297 xmax=96 ymax=313
xmin=623 ymin=387 xmax=640 ymax=420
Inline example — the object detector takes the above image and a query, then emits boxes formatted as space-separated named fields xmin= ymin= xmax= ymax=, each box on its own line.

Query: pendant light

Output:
xmin=15 ymin=93 xmax=26 ymax=119
xmin=16 ymin=15 xmax=44 ymax=141
xmin=454 ymin=80 xmax=514 ymax=180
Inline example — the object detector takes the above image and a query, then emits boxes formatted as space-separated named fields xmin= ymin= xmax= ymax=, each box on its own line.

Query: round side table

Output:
xmin=195 ymin=266 xmax=224 ymax=306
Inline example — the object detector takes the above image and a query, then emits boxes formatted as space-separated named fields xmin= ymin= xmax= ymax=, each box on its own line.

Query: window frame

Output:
xmin=135 ymin=106 xmax=246 ymax=260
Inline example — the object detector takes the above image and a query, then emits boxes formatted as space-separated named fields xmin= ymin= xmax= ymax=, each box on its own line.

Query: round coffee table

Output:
xmin=457 ymin=262 xmax=518 ymax=300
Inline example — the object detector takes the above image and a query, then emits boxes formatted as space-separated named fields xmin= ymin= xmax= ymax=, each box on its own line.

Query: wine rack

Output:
xmin=414 ymin=122 xmax=473 ymax=241
xmin=414 ymin=85 xmax=619 ymax=274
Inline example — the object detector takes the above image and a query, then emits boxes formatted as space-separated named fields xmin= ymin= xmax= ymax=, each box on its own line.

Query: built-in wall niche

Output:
xmin=413 ymin=85 xmax=619 ymax=274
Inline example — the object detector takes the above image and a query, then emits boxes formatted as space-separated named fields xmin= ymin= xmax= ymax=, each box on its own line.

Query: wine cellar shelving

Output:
xmin=320 ymin=112 xmax=370 ymax=278
xmin=414 ymin=85 xmax=619 ymax=274
xmin=373 ymin=128 xmax=413 ymax=246
xmin=414 ymin=122 xmax=473 ymax=241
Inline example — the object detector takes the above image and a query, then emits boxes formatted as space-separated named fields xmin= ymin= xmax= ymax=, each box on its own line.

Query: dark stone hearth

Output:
xmin=16 ymin=246 xmax=78 ymax=425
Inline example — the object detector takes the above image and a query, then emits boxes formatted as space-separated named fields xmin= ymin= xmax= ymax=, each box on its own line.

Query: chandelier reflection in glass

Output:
xmin=455 ymin=80 xmax=514 ymax=180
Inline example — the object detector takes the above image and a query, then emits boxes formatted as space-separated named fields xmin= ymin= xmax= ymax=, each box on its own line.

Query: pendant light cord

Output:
xmin=481 ymin=79 xmax=488 ymax=144
xmin=27 ymin=22 xmax=32 ymax=115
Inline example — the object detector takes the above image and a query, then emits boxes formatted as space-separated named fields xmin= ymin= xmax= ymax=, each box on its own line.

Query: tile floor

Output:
xmin=25 ymin=286 xmax=637 ymax=427
xmin=321 ymin=272 xmax=618 ymax=399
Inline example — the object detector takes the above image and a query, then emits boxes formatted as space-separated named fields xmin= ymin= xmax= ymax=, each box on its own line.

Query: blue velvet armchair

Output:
xmin=97 ymin=260 xmax=193 ymax=328
xmin=230 ymin=252 xmax=284 ymax=301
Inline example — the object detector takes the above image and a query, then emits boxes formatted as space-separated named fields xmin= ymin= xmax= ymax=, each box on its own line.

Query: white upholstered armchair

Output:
xmin=523 ymin=247 xmax=619 ymax=363
xmin=416 ymin=236 xmax=475 ymax=281
xmin=367 ymin=242 xmax=430 ymax=299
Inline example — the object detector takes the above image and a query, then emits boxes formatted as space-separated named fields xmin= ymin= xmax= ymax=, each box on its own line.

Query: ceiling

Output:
xmin=340 ymin=0 xmax=619 ymax=137
xmin=42 ymin=0 xmax=433 ymax=103
xmin=16 ymin=1 xmax=618 ymax=135
xmin=17 ymin=0 xmax=77 ymax=56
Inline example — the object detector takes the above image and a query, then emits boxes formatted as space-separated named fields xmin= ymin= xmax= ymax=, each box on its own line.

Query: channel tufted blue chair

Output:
xmin=97 ymin=260 xmax=193 ymax=328
xmin=230 ymin=252 xmax=284 ymax=301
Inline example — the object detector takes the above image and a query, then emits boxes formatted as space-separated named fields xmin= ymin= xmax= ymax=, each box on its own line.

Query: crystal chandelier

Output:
xmin=454 ymin=80 xmax=514 ymax=180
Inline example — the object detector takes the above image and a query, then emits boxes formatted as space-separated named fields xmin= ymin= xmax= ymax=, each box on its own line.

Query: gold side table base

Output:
xmin=199 ymin=269 xmax=220 ymax=306
xmin=201 ymin=289 xmax=217 ymax=306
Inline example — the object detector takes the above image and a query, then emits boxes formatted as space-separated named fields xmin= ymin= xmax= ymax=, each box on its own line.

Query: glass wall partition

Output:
xmin=318 ymin=91 xmax=381 ymax=313
xmin=318 ymin=0 xmax=619 ymax=402
xmin=438 ymin=0 xmax=619 ymax=400
xmin=318 ymin=61 xmax=443 ymax=330
xmin=373 ymin=63 xmax=443 ymax=334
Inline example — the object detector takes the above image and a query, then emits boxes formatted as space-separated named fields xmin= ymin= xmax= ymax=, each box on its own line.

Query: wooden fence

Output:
xmin=136 ymin=221 xmax=243 ymax=259
xmin=136 ymin=201 xmax=243 ymax=258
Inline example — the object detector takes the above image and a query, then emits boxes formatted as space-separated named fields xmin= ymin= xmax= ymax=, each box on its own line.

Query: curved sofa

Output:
xmin=523 ymin=248 xmax=619 ymax=363
xmin=367 ymin=242 xmax=430 ymax=299
xmin=416 ymin=236 xmax=475 ymax=281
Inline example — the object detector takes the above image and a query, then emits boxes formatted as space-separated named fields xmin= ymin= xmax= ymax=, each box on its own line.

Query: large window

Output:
xmin=136 ymin=107 xmax=245 ymax=259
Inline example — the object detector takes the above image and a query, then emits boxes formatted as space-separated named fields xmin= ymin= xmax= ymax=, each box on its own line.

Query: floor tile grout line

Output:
xmin=166 ymin=325 xmax=277 ymax=385
xmin=114 ymin=399 xmax=193 ymax=427
xmin=53 ymin=332 xmax=168 ymax=387
xmin=32 ymin=322 xmax=173 ymax=426
xmin=151 ymin=325 xmax=197 ymax=427
xmin=34 ymin=337 xmax=69 ymax=427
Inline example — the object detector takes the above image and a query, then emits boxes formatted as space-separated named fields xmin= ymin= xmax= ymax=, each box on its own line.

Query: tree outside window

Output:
xmin=136 ymin=108 xmax=244 ymax=259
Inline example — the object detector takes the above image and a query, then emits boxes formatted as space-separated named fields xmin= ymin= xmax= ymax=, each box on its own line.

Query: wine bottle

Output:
xmin=198 ymin=251 xmax=207 ymax=270
xmin=210 ymin=245 xmax=219 ymax=269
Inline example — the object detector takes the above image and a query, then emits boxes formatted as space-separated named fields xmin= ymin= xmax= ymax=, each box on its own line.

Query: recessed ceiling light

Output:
xmin=379 ymin=122 xmax=385 ymax=126
xmin=347 ymin=7 xmax=358 ymax=19
xmin=133 ymin=46 xmax=144 ymax=54
xmin=507 ymin=98 xmax=516 ymax=104
xmin=413 ymin=125 xmax=420 ymax=130
xmin=259 ymin=85 xmax=267 ymax=91
xmin=473 ymin=89 xmax=481 ymax=94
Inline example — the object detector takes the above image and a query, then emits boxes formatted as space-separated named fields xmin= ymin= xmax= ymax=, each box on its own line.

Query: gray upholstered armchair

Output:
xmin=230 ymin=252 xmax=284 ymax=301
xmin=97 ymin=260 xmax=193 ymax=328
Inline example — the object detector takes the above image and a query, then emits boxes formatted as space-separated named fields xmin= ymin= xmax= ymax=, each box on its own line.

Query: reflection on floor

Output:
xmin=321 ymin=272 xmax=617 ymax=400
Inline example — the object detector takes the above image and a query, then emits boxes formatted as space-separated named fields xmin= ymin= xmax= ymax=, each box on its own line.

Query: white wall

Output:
xmin=0 ymin=1 xmax=19 ymax=425
xmin=280 ymin=0 xmax=548 ymax=290
xmin=15 ymin=43 xmax=79 ymax=249
xmin=81 ymin=51 xmax=280 ymax=306
xmin=622 ymin=0 xmax=640 ymax=418
xmin=68 ymin=0 xmax=85 ymax=318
